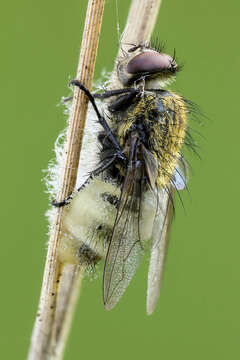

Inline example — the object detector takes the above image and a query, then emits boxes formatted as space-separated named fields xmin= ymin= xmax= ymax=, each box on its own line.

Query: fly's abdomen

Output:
xmin=58 ymin=177 xmax=120 ymax=266
xmin=149 ymin=92 xmax=187 ymax=188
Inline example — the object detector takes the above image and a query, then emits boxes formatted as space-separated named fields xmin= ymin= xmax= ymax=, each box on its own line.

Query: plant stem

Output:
xmin=28 ymin=1 xmax=104 ymax=359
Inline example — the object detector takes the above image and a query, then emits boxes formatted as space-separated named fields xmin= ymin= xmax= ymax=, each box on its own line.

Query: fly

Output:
xmin=53 ymin=41 xmax=196 ymax=314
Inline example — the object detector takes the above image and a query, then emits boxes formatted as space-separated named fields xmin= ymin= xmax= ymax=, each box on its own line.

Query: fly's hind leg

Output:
xmin=51 ymin=151 xmax=120 ymax=208
xmin=52 ymin=198 xmax=71 ymax=208
xmin=51 ymin=177 xmax=91 ymax=208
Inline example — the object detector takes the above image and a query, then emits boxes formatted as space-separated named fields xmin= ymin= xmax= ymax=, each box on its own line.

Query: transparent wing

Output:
xmin=103 ymin=164 xmax=147 ymax=310
xmin=146 ymin=188 xmax=173 ymax=315
xmin=147 ymin=158 xmax=188 ymax=314
xmin=171 ymin=163 xmax=187 ymax=190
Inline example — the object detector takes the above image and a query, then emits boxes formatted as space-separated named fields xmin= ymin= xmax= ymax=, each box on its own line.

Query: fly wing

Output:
xmin=142 ymin=146 xmax=158 ymax=191
xmin=103 ymin=162 xmax=147 ymax=310
xmin=171 ymin=162 xmax=188 ymax=190
xmin=147 ymin=159 xmax=188 ymax=315
xmin=146 ymin=188 xmax=173 ymax=315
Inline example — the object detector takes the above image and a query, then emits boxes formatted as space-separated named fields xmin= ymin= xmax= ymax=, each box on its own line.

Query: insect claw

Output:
xmin=69 ymin=79 xmax=85 ymax=89
xmin=116 ymin=150 xmax=127 ymax=162
xmin=51 ymin=198 xmax=70 ymax=208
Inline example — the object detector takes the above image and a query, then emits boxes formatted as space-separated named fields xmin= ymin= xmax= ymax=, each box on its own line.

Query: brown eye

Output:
xmin=127 ymin=51 xmax=177 ymax=74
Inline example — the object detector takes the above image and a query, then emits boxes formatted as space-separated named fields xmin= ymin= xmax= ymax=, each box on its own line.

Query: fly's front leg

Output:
xmin=70 ymin=80 xmax=126 ymax=161
xmin=62 ymin=84 xmax=139 ymax=106
xmin=108 ymin=90 xmax=139 ymax=112
xmin=94 ymin=88 xmax=139 ymax=112
xmin=94 ymin=88 xmax=138 ymax=100
xmin=52 ymin=81 xmax=127 ymax=208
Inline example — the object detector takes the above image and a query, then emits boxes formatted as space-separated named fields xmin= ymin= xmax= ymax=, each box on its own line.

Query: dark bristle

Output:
xmin=174 ymin=184 xmax=187 ymax=214
xmin=163 ymin=185 xmax=175 ymax=219
xmin=184 ymin=98 xmax=207 ymax=125
xmin=149 ymin=37 xmax=166 ymax=53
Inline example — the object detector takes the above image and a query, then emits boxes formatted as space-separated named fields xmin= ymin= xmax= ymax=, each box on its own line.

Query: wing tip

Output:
xmin=104 ymin=300 xmax=117 ymax=311
xmin=146 ymin=286 xmax=161 ymax=315
xmin=103 ymin=293 xmax=118 ymax=311
xmin=146 ymin=300 xmax=157 ymax=316
xmin=146 ymin=308 xmax=154 ymax=316
xmin=104 ymin=301 xmax=111 ymax=311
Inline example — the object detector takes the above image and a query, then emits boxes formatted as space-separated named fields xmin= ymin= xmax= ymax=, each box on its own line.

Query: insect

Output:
xmin=54 ymin=42 xmax=194 ymax=314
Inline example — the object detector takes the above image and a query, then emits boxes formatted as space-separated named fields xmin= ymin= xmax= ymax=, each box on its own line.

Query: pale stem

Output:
xmin=28 ymin=1 xmax=104 ymax=359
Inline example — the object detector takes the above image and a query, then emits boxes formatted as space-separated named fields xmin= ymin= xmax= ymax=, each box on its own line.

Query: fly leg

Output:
xmin=94 ymin=87 xmax=139 ymax=112
xmin=51 ymin=154 xmax=119 ymax=208
xmin=94 ymin=88 xmax=137 ymax=99
xmin=52 ymin=81 xmax=128 ymax=208
xmin=70 ymin=80 xmax=126 ymax=161
xmin=108 ymin=90 xmax=139 ymax=112
xmin=62 ymin=87 xmax=137 ymax=104
xmin=51 ymin=197 xmax=72 ymax=208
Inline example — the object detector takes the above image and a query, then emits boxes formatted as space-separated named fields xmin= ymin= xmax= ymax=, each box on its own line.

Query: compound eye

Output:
xmin=127 ymin=51 xmax=177 ymax=74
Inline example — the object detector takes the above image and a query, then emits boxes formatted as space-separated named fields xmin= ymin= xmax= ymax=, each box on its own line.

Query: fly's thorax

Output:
xmin=115 ymin=94 xmax=156 ymax=146
xmin=149 ymin=92 xmax=187 ymax=187
xmin=109 ymin=91 xmax=187 ymax=189
xmin=58 ymin=177 xmax=120 ymax=266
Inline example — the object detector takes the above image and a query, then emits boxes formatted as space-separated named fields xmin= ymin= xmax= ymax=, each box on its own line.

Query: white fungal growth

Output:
xmin=44 ymin=71 xmax=111 ymax=226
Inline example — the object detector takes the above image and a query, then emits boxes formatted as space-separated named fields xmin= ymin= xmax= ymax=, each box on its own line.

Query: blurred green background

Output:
xmin=1 ymin=0 xmax=240 ymax=358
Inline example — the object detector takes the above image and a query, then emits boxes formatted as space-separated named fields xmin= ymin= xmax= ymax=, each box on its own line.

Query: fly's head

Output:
xmin=117 ymin=43 xmax=179 ymax=89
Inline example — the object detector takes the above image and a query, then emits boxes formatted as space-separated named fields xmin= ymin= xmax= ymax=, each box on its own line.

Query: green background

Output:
xmin=1 ymin=0 xmax=240 ymax=358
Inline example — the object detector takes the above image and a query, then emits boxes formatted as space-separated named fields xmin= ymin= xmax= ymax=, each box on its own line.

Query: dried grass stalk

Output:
xmin=28 ymin=1 xmax=104 ymax=359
